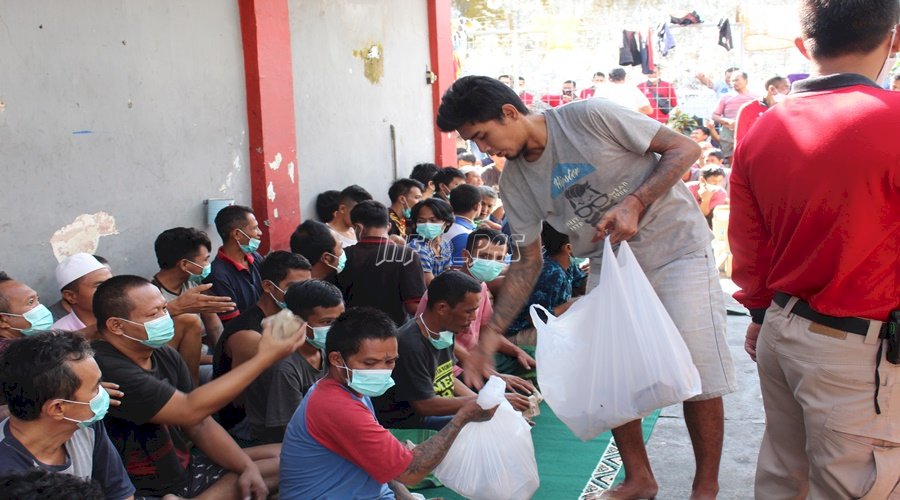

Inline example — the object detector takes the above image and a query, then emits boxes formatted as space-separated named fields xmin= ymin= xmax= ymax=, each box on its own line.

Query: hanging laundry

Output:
xmin=640 ymin=28 xmax=655 ymax=74
xmin=718 ymin=18 xmax=733 ymax=51
xmin=619 ymin=30 xmax=642 ymax=67
xmin=657 ymin=22 xmax=676 ymax=57
xmin=670 ymin=11 xmax=702 ymax=25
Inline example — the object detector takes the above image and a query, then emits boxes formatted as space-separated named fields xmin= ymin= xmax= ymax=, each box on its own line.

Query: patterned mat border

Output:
xmin=579 ymin=438 xmax=622 ymax=498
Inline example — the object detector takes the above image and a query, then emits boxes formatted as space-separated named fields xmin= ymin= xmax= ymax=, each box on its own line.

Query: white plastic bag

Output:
xmin=434 ymin=376 xmax=540 ymax=500
xmin=532 ymin=238 xmax=701 ymax=441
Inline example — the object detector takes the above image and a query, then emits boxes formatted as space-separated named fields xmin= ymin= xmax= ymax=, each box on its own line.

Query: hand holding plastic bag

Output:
xmin=532 ymin=238 xmax=701 ymax=441
xmin=434 ymin=376 xmax=540 ymax=500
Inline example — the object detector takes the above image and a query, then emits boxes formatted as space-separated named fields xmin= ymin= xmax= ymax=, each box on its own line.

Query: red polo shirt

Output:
xmin=638 ymin=80 xmax=678 ymax=123
xmin=734 ymin=98 xmax=770 ymax=146
xmin=730 ymin=74 xmax=900 ymax=322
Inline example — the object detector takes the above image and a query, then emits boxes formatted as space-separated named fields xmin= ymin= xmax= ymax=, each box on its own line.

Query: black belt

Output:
xmin=774 ymin=292 xmax=889 ymax=415
xmin=773 ymin=292 xmax=880 ymax=337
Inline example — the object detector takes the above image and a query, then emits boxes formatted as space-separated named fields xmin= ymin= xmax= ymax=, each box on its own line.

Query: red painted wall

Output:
xmin=428 ymin=0 xmax=457 ymax=167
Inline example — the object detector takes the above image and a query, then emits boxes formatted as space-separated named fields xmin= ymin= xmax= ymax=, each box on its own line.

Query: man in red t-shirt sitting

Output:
xmin=686 ymin=167 xmax=728 ymax=226
xmin=280 ymin=307 xmax=496 ymax=499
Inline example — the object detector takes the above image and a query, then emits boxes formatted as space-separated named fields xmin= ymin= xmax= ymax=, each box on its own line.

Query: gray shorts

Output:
xmin=589 ymin=245 xmax=736 ymax=401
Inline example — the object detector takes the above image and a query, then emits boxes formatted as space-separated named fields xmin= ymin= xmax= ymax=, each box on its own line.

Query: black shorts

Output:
xmin=135 ymin=453 xmax=227 ymax=500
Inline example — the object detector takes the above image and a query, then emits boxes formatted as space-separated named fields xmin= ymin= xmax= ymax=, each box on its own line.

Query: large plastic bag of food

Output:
xmin=532 ymin=238 xmax=701 ymax=440
xmin=434 ymin=376 xmax=539 ymax=500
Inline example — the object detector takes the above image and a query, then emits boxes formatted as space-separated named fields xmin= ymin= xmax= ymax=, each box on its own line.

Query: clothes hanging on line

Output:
xmin=619 ymin=30 xmax=643 ymax=66
xmin=718 ymin=18 xmax=733 ymax=51
xmin=657 ymin=22 xmax=676 ymax=57
xmin=640 ymin=28 xmax=655 ymax=74
xmin=670 ymin=11 xmax=702 ymax=25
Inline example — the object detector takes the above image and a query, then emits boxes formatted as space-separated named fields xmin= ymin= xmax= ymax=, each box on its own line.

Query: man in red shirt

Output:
xmin=638 ymin=68 xmax=678 ymax=124
xmin=579 ymin=72 xmax=606 ymax=99
xmin=734 ymin=75 xmax=790 ymax=145
xmin=729 ymin=1 xmax=900 ymax=498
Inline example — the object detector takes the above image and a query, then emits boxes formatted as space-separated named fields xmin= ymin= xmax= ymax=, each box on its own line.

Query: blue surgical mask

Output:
xmin=237 ymin=229 xmax=261 ymax=254
xmin=419 ymin=315 xmax=454 ymax=350
xmin=307 ymin=325 xmax=330 ymax=350
xmin=340 ymin=364 xmax=395 ymax=397
xmin=186 ymin=260 xmax=211 ymax=284
xmin=571 ymin=256 xmax=588 ymax=267
xmin=415 ymin=223 xmax=444 ymax=240
xmin=3 ymin=304 xmax=54 ymax=336
xmin=325 ymin=251 xmax=347 ymax=273
xmin=58 ymin=386 xmax=110 ymax=428
xmin=468 ymin=258 xmax=504 ymax=282
xmin=402 ymin=207 xmax=412 ymax=219
xmin=119 ymin=312 xmax=176 ymax=349
xmin=268 ymin=281 xmax=287 ymax=310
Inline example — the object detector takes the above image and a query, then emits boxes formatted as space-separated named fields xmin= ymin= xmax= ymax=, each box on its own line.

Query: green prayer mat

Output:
xmin=418 ymin=403 xmax=661 ymax=499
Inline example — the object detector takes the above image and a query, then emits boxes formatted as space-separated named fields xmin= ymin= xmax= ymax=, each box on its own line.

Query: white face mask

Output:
xmin=876 ymin=28 xmax=898 ymax=85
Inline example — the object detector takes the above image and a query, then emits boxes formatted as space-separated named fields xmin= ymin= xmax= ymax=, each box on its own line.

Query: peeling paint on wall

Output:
xmin=219 ymin=154 xmax=243 ymax=193
xmin=50 ymin=212 xmax=119 ymax=262
xmin=268 ymin=152 xmax=283 ymax=171
xmin=288 ymin=162 xmax=295 ymax=184
xmin=274 ymin=208 xmax=279 ymax=219
xmin=267 ymin=181 xmax=276 ymax=202
xmin=353 ymin=42 xmax=384 ymax=84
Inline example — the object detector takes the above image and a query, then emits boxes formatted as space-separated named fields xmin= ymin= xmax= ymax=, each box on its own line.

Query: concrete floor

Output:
xmin=643 ymin=280 xmax=763 ymax=499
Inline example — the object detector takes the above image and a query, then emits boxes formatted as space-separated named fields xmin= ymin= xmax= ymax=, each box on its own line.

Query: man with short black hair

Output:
xmin=153 ymin=227 xmax=230 ymax=385
xmin=734 ymin=75 xmax=790 ymax=145
xmin=0 ymin=331 xmax=133 ymax=500
xmin=213 ymin=251 xmax=312 ymax=432
xmin=375 ymin=271 xmax=528 ymax=431
xmin=580 ymin=72 xmax=606 ymax=99
xmin=337 ymin=201 xmax=426 ymax=326
xmin=730 ymin=1 xmax=900 ymax=497
xmin=638 ymin=67 xmax=679 ymax=124
xmin=92 ymin=275 xmax=305 ymax=499
xmin=290 ymin=219 xmax=345 ymax=283
xmin=280 ymin=307 xmax=496 ymax=499
xmin=712 ymin=71 xmax=757 ymax=158
xmin=497 ymin=74 xmax=513 ymax=88
xmin=431 ymin=167 xmax=466 ymax=202
xmin=315 ymin=190 xmax=341 ymax=223
xmin=206 ymin=204 xmax=265 ymax=324
xmin=438 ymin=75 xmax=735 ymax=499
xmin=328 ymin=185 xmax=373 ymax=248
xmin=445 ymin=184 xmax=483 ymax=264
xmin=410 ymin=163 xmax=441 ymax=198
xmin=687 ymin=167 xmax=729 ymax=226
xmin=597 ymin=67 xmax=653 ymax=115
xmin=239 ymin=280 xmax=342 ymax=445
xmin=387 ymin=178 xmax=424 ymax=239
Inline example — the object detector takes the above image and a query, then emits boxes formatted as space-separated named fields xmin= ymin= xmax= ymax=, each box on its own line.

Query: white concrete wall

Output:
xmin=0 ymin=1 xmax=250 ymax=300
xmin=289 ymin=0 xmax=436 ymax=217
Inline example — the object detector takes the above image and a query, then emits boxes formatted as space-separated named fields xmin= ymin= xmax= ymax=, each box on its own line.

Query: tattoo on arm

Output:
xmin=635 ymin=129 xmax=701 ymax=206
xmin=489 ymin=241 xmax=543 ymax=334
xmin=404 ymin=418 xmax=465 ymax=476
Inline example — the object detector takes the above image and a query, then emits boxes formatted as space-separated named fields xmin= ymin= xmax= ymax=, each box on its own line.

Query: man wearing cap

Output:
xmin=52 ymin=253 xmax=112 ymax=333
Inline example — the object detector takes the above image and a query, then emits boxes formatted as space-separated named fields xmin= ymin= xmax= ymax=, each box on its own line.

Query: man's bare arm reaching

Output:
xmin=463 ymin=238 xmax=543 ymax=388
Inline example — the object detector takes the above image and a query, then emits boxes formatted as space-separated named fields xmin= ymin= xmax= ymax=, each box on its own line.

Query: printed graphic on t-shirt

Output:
xmin=433 ymin=359 xmax=455 ymax=397
xmin=551 ymin=163 xmax=596 ymax=198
xmin=561 ymin=177 xmax=631 ymax=232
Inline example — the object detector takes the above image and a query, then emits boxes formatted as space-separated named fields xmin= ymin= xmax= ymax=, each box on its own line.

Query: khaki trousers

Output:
xmin=755 ymin=301 xmax=900 ymax=499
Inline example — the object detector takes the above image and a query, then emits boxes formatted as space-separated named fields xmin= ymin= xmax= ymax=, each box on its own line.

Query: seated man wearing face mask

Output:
xmin=374 ymin=270 xmax=530 ymax=431
xmin=240 ymin=280 xmax=344 ymax=446
xmin=91 ymin=275 xmax=305 ymax=499
xmin=279 ymin=307 xmax=497 ymax=500
xmin=0 ymin=331 xmax=134 ymax=500
xmin=0 ymin=273 xmax=55 ymax=353
xmin=212 ymin=251 xmax=311 ymax=433
xmin=415 ymin=228 xmax=537 ymax=378
xmin=205 ymin=205 xmax=266 ymax=325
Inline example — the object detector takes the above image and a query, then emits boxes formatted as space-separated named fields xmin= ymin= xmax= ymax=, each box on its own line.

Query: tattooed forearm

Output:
xmin=488 ymin=239 xmax=543 ymax=334
xmin=633 ymin=127 xmax=701 ymax=206
xmin=404 ymin=417 xmax=465 ymax=476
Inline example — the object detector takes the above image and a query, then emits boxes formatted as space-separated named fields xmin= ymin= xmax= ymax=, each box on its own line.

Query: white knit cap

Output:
xmin=56 ymin=253 xmax=105 ymax=289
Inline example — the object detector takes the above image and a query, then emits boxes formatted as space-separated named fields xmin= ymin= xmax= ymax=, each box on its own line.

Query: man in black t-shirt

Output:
xmin=337 ymin=201 xmax=426 ymax=326
xmin=91 ymin=275 xmax=305 ymax=498
xmin=373 ymin=271 xmax=527 ymax=430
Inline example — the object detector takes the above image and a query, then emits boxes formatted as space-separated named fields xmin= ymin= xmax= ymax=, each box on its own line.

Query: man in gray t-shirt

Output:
xmin=437 ymin=76 xmax=735 ymax=500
